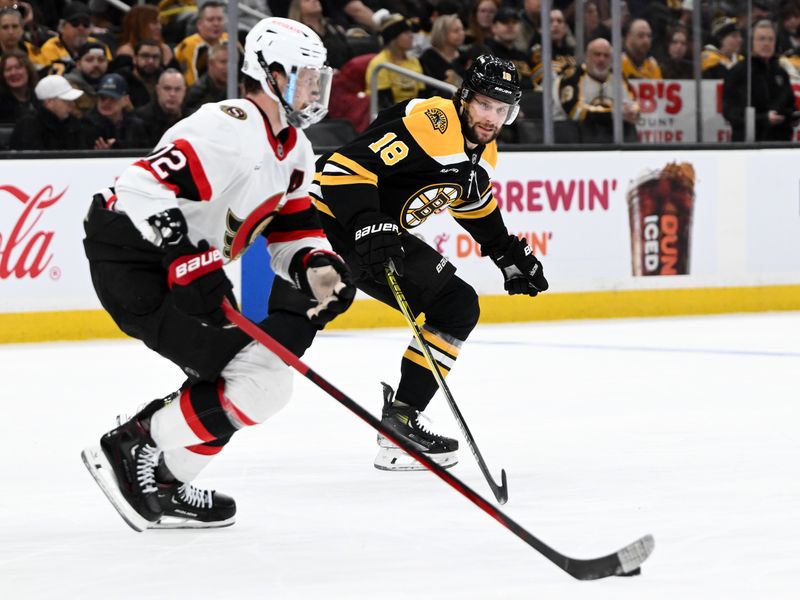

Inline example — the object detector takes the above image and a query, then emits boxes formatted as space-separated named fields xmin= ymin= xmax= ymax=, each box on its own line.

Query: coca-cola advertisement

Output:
xmin=0 ymin=158 xmax=133 ymax=312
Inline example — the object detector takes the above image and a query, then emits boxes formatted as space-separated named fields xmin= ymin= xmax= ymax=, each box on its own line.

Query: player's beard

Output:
xmin=460 ymin=109 xmax=500 ymax=145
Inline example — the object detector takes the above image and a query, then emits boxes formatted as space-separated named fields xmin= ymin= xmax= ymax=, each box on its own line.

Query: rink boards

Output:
xmin=2 ymin=149 xmax=799 ymax=343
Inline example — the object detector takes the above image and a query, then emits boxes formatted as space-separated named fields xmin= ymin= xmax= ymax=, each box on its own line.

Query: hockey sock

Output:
xmin=150 ymin=378 xmax=255 ymax=451
xmin=160 ymin=436 xmax=232 ymax=483
xmin=396 ymin=325 xmax=463 ymax=411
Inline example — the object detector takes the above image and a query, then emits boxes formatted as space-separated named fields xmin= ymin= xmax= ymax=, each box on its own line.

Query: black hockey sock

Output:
xmin=395 ymin=326 xmax=463 ymax=411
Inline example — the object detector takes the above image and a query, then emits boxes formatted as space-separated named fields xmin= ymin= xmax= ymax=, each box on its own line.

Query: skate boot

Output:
xmin=374 ymin=382 xmax=458 ymax=471
xmin=82 ymin=414 xmax=164 ymax=532
xmin=153 ymin=482 xmax=237 ymax=529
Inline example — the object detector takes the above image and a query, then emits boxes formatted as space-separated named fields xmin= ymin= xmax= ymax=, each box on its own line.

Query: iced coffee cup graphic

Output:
xmin=627 ymin=162 xmax=695 ymax=276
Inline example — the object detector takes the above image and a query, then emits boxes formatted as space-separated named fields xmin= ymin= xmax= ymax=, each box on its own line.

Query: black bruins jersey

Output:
xmin=311 ymin=96 xmax=511 ymax=253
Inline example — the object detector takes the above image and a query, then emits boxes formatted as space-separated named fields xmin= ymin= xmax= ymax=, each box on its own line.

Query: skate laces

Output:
xmin=178 ymin=483 xmax=214 ymax=509
xmin=136 ymin=445 xmax=161 ymax=494
xmin=404 ymin=408 xmax=444 ymax=440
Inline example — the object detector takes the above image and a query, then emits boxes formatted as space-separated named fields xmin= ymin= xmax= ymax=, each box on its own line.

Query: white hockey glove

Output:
xmin=290 ymin=249 xmax=356 ymax=326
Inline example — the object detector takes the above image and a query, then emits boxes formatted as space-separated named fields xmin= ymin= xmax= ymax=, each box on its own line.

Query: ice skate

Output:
xmin=374 ymin=382 xmax=458 ymax=471
xmin=152 ymin=482 xmax=236 ymax=529
xmin=82 ymin=414 xmax=163 ymax=532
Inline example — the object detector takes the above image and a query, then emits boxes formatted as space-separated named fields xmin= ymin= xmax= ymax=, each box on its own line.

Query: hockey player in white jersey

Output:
xmin=81 ymin=18 xmax=355 ymax=532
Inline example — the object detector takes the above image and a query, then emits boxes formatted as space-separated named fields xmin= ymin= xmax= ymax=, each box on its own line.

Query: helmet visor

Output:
xmin=285 ymin=65 xmax=333 ymax=114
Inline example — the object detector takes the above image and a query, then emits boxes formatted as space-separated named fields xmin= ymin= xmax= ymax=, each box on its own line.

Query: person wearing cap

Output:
xmin=9 ymin=73 xmax=94 ymax=149
xmin=365 ymin=13 xmax=425 ymax=109
xmin=64 ymin=41 xmax=108 ymax=115
xmin=621 ymin=18 xmax=663 ymax=79
xmin=701 ymin=16 xmax=743 ymax=79
xmin=38 ymin=2 xmax=112 ymax=73
xmin=468 ymin=6 xmax=534 ymax=90
xmin=83 ymin=72 xmax=137 ymax=149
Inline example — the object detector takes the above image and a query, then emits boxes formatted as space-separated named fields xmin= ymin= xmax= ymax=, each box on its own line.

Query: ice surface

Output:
xmin=1 ymin=312 xmax=798 ymax=599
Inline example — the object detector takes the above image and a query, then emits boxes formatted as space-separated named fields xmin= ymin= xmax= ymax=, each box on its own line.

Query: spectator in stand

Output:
xmin=471 ymin=7 xmax=534 ymax=89
xmin=529 ymin=8 xmax=576 ymax=84
xmin=84 ymin=73 xmax=137 ymax=149
xmin=419 ymin=13 xmax=466 ymax=88
xmin=65 ymin=41 xmax=107 ymax=116
xmin=464 ymin=0 xmax=499 ymax=49
xmin=327 ymin=51 xmax=374 ymax=133
xmin=9 ymin=74 xmax=94 ymax=149
xmin=660 ymin=25 xmax=693 ymax=79
xmin=184 ymin=40 xmax=227 ymax=115
xmin=365 ymin=14 xmax=424 ymax=110
xmin=175 ymin=1 xmax=227 ymax=87
xmin=776 ymin=1 xmax=800 ymax=55
xmin=38 ymin=2 xmax=111 ymax=74
xmin=287 ymin=0 xmax=353 ymax=70
xmin=622 ymin=18 xmax=662 ymax=79
xmin=553 ymin=37 xmax=639 ymax=142
xmin=116 ymin=5 xmax=174 ymax=66
xmin=128 ymin=68 xmax=186 ymax=149
xmin=0 ymin=49 xmax=36 ymax=123
xmin=582 ymin=0 xmax=611 ymax=43
xmin=702 ymin=16 xmax=743 ymax=79
xmin=117 ymin=39 xmax=164 ymax=109
xmin=0 ymin=0 xmax=51 ymax=50
xmin=0 ymin=7 xmax=42 ymax=65
xmin=515 ymin=0 xmax=539 ymax=53
xmin=723 ymin=20 xmax=796 ymax=142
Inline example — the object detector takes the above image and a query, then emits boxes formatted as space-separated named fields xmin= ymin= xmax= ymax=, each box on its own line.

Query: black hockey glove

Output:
xmin=352 ymin=212 xmax=404 ymax=281
xmin=489 ymin=235 xmax=549 ymax=297
xmin=290 ymin=248 xmax=356 ymax=327
xmin=165 ymin=240 xmax=232 ymax=326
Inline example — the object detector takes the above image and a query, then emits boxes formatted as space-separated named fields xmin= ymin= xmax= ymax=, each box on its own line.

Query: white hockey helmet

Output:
xmin=242 ymin=17 xmax=333 ymax=129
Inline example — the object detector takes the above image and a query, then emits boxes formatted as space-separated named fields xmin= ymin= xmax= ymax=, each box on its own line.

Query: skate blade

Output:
xmin=374 ymin=446 xmax=458 ymax=472
xmin=150 ymin=516 xmax=236 ymax=530
xmin=81 ymin=446 xmax=152 ymax=533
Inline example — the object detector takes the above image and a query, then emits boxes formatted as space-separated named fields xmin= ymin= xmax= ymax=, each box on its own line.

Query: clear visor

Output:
xmin=464 ymin=89 xmax=520 ymax=125
xmin=285 ymin=65 xmax=333 ymax=113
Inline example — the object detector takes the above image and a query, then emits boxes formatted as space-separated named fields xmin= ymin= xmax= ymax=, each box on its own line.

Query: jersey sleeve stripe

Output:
xmin=266 ymin=229 xmax=326 ymax=243
xmin=311 ymin=198 xmax=335 ymax=218
xmin=326 ymin=152 xmax=378 ymax=185
xmin=132 ymin=159 xmax=182 ymax=196
xmin=448 ymin=197 xmax=498 ymax=220
xmin=318 ymin=174 xmax=378 ymax=187
xmin=172 ymin=139 xmax=212 ymax=201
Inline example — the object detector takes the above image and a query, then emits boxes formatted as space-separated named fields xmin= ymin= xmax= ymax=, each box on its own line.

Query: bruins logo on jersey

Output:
xmin=401 ymin=183 xmax=462 ymax=229
xmin=424 ymin=108 xmax=448 ymax=134
xmin=220 ymin=105 xmax=247 ymax=120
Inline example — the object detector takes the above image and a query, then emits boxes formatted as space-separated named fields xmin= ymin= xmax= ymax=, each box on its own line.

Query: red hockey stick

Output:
xmin=221 ymin=299 xmax=654 ymax=580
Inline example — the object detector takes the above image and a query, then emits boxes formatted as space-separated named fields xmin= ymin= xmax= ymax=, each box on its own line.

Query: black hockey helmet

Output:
xmin=459 ymin=54 xmax=522 ymax=124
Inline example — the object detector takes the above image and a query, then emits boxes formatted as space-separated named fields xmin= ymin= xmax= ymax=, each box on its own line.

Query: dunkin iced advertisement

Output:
xmin=627 ymin=162 xmax=695 ymax=276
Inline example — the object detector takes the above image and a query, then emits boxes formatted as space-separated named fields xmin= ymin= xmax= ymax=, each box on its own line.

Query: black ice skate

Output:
xmin=152 ymin=482 xmax=236 ymax=529
xmin=374 ymin=382 xmax=458 ymax=471
xmin=81 ymin=415 xmax=163 ymax=532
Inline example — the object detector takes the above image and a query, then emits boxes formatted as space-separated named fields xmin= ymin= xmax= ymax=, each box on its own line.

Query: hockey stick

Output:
xmin=384 ymin=264 xmax=510 ymax=504
xmin=221 ymin=299 xmax=654 ymax=580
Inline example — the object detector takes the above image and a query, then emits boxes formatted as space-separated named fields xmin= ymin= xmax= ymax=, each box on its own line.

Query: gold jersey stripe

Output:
xmin=312 ymin=198 xmax=335 ymax=218
xmin=318 ymin=174 xmax=377 ymax=187
xmin=327 ymin=152 xmax=378 ymax=185
xmin=403 ymin=98 xmax=466 ymax=160
xmin=448 ymin=198 xmax=498 ymax=220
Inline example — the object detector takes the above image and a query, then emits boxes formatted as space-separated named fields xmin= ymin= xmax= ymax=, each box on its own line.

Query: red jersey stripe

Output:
xmin=266 ymin=229 xmax=326 ymax=243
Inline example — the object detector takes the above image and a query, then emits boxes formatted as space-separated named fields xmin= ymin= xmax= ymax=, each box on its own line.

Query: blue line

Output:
xmin=318 ymin=332 xmax=800 ymax=358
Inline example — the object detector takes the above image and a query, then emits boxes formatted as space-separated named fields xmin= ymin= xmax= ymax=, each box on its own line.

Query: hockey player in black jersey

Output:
xmin=81 ymin=18 xmax=355 ymax=531
xmin=312 ymin=55 xmax=549 ymax=471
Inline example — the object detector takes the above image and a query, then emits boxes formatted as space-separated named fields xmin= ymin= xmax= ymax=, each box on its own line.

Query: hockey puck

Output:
xmin=616 ymin=567 xmax=641 ymax=577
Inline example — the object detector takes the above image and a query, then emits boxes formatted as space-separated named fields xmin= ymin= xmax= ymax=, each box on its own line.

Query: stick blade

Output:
xmin=563 ymin=534 xmax=655 ymax=581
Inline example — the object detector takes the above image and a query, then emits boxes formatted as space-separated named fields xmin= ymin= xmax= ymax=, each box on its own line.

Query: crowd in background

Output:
xmin=1 ymin=0 xmax=799 ymax=150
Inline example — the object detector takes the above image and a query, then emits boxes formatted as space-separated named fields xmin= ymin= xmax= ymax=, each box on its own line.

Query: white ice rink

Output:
xmin=1 ymin=312 xmax=798 ymax=599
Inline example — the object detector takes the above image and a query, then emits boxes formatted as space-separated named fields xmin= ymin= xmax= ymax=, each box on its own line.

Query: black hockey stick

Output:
xmin=221 ymin=299 xmax=655 ymax=580
xmin=384 ymin=264 xmax=510 ymax=504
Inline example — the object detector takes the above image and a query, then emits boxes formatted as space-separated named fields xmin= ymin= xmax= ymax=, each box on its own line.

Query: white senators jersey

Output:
xmin=113 ymin=98 xmax=330 ymax=281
